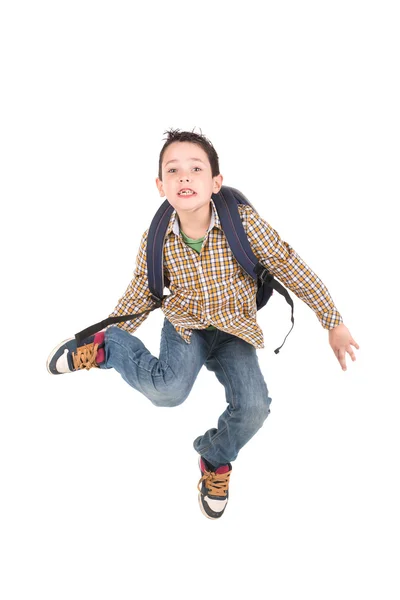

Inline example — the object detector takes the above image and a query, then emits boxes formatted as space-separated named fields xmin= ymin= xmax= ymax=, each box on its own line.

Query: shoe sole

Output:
xmin=46 ymin=337 xmax=75 ymax=374
xmin=197 ymin=492 xmax=221 ymax=520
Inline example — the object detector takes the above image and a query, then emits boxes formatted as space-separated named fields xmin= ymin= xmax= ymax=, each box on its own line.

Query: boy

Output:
xmin=47 ymin=129 xmax=359 ymax=520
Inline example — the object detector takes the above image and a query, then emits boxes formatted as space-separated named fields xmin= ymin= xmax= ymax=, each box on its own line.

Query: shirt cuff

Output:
xmin=318 ymin=308 xmax=344 ymax=330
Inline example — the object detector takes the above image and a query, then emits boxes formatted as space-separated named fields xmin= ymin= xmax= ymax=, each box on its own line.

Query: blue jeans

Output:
xmin=100 ymin=317 xmax=272 ymax=468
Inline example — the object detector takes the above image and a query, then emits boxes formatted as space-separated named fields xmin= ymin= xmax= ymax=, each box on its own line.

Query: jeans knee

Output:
xmin=148 ymin=387 xmax=190 ymax=408
xmin=245 ymin=394 xmax=272 ymax=428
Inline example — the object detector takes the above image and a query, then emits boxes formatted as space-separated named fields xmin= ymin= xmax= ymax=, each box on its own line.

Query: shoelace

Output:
xmin=197 ymin=468 xmax=231 ymax=497
xmin=72 ymin=342 xmax=99 ymax=371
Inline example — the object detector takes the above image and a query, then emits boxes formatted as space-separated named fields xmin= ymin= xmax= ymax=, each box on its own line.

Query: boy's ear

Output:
xmin=213 ymin=174 xmax=223 ymax=194
xmin=155 ymin=177 xmax=165 ymax=197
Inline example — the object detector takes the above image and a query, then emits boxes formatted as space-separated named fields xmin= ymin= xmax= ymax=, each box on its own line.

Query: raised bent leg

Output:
xmin=101 ymin=318 xmax=210 ymax=407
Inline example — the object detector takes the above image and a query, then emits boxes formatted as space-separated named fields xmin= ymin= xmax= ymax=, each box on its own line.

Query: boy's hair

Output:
xmin=158 ymin=128 xmax=220 ymax=180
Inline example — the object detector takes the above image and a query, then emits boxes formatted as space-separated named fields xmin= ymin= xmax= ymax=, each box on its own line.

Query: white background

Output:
xmin=1 ymin=1 xmax=399 ymax=598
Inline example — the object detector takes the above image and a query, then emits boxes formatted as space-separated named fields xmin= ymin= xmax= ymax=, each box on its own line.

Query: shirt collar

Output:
xmin=165 ymin=198 xmax=222 ymax=237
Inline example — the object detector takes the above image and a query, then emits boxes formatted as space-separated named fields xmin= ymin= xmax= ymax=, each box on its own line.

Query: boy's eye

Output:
xmin=167 ymin=167 xmax=202 ymax=173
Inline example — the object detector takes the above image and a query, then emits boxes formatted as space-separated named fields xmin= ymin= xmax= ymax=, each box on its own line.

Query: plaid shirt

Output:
xmin=109 ymin=199 xmax=343 ymax=349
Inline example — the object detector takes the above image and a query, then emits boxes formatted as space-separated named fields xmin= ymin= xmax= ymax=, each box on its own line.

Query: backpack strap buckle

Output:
xmin=150 ymin=294 xmax=163 ymax=307
xmin=254 ymin=263 xmax=273 ymax=284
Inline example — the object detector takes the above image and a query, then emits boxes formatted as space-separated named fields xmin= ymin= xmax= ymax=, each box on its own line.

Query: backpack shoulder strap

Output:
xmin=146 ymin=199 xmax=174 ymax=302
xmin=211 ymin=186 xmax=261 ymax=280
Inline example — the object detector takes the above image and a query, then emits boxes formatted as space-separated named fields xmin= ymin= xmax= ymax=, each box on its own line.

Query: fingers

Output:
xmin=347 ymin=345 xmax=357 ymax=362
xmin=349 ymin=338 xmax=360 ymax=361
xmin=336 ymin=348 xmax=347 ymax=371
xmin=335 ymin=345 xmax=358 ymax=371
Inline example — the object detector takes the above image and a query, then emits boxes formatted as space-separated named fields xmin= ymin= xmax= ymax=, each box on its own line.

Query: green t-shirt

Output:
xmin=180 ymin=229 xmax=216 ymax=331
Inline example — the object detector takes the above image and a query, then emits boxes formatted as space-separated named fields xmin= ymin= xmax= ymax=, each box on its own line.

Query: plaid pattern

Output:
xmin=109 ymin=199 xmax=343 ymax=349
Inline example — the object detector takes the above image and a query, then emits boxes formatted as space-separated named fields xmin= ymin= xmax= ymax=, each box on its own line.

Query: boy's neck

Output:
xmin=177 ymin=202 xmax=212 ymax=239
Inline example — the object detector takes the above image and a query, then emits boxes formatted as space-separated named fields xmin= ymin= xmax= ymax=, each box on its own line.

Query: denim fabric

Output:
xmin=100 ymin=317 xmax=272 ymax=468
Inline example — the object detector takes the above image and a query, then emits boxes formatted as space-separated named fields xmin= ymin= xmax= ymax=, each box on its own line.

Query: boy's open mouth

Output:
xmin=178 ymin=189 xmax=197 ymax=197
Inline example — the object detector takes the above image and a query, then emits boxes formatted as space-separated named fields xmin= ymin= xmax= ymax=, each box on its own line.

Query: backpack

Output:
xmin=75 ymin=185 xmax=294 ymax=352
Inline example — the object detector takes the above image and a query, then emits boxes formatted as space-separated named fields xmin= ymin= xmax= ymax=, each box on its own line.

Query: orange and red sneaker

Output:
xmin=197 ymin=456 xmax=232 ymax=519
xmin=46 ymin=331 xmax=105 ymax=374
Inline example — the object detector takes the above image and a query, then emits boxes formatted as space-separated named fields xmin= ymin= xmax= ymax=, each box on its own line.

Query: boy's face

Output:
xmin=155 ymin=142 xmax=223 ymax=217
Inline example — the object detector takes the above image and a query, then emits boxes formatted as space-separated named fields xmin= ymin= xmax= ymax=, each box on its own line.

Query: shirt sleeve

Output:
xmin=108 ymin=228 xmax=157 ymax=333
xmin=241 ymin=205 xmax=343 ymax=330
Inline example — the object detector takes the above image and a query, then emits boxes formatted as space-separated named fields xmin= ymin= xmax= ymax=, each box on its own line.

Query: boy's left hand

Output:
xmin=329 ymin=323 xmax=359 ymax=371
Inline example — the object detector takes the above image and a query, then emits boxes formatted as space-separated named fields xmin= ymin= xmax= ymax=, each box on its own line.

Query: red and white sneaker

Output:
xmin=197 ymin=456 xmax=232 ymax=519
